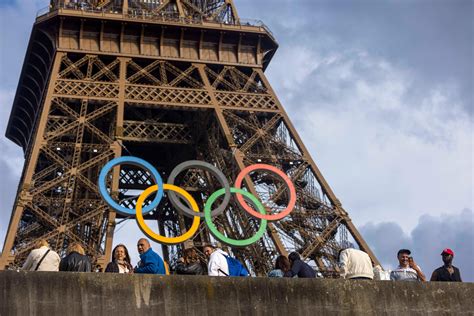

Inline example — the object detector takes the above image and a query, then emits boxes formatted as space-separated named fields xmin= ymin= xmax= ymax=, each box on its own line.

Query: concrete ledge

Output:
xmin=0 ymin=271 xmax=473 ymax=315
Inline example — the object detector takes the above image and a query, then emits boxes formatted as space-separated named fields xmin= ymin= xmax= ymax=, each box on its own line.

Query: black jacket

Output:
xmin=105 ymin=261 xmax=133 ymax=273
xmin=284 ymin=259 xmax=316 ymax=278
xmin=431 ymin=266 xmax=462 ymax=282
xmin=176 ymin=261 xmax=205 ymax=275
xmin=59 ymin=252 xmax=92 ymax=272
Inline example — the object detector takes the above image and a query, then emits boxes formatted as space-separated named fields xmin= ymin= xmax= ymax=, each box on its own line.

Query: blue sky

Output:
xmin=0 ymin=0 xmax=472 ymax=280
xmin=0 ymin=0 xmax=17 ymax=7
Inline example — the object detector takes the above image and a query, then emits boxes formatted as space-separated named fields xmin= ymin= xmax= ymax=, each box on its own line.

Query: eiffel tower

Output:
xmin=1 ymin=0 xmax=379 ymax=275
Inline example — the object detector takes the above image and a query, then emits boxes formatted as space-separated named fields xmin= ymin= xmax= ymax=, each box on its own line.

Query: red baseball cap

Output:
xmin=441 ymin=248 xmax=454 ymax=256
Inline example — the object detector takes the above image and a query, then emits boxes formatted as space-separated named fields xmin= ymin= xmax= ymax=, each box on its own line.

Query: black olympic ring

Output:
xmin=167 ymin=160 xmax=231 ymax=218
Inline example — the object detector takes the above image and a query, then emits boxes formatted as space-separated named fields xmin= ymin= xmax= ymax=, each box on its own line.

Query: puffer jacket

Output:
xmin=176 ymin=261 xmax=205 ymax=275
xmin=59 ymin=251 xmax=92 ymax=272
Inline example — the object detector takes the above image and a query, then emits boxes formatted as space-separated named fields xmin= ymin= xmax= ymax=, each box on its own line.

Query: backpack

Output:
xmin=222 ymin=255 xmax=249 ymax=276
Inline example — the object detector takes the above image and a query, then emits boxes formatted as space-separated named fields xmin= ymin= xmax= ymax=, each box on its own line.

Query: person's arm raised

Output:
xmin=410 ymin=259 xmax=426 ymax=282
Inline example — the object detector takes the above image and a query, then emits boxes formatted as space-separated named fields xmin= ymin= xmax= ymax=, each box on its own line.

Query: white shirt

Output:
xmin=118 ymin=263 xmax=130 ymax=273
xmin=207 ymin=249 xmax=229 ymax=276
xmin=22 ymin=246 xmax=61 ymax=271
xmin=339 ymin=248 xmax=374 ymax=279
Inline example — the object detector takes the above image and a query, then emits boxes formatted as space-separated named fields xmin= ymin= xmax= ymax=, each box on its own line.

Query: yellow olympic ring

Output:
xmin=135 ymin=184 xmax=200 ymax=245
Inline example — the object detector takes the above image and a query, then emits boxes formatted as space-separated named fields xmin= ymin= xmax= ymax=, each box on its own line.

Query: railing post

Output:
xmin=122 ymin=0 xmax=128 ymax=15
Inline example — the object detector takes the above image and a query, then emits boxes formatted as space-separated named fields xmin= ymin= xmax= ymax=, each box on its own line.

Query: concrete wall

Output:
xmin=0 ymin=271 xmax=472 ymax=315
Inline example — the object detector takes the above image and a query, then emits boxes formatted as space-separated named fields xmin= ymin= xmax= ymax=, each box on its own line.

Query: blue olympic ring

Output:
xmin=98 ymin=156 xmax=164 ymax=216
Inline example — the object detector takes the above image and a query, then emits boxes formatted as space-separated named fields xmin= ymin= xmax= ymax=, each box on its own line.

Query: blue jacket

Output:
xmin=135 ymin=248 xmax=165 ymax=274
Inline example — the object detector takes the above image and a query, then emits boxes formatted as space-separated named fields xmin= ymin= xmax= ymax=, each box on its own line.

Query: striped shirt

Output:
xmin=390 ymin=266 xmax=421 ymax=281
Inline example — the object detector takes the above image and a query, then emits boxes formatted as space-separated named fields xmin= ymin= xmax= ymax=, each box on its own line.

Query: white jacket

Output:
xmin=339 ymin=248 xmax=374 ymax=279
xmin=22 ymin=246 xmax=61 ymax=271
xmin=207 ymin=249 xmax=229 ymax=276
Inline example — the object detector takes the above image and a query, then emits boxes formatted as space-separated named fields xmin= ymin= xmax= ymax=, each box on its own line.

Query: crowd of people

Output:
xmin=20 ymin=238 xmax=463 ymax=282
xmin=337 ymin=247 xmax=462 ymax=282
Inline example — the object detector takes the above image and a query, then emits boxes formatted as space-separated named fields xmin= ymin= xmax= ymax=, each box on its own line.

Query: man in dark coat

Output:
xmin=430 ymin=248 xmax=462 ymax=282
xmin=284 ymin=252 xmax=316 ymax=278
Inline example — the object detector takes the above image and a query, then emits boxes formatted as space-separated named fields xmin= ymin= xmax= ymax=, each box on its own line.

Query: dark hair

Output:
xmin=183 ymin=248 xmax=199 ymax=264
xmin=275 ymin=255 xmax=291 ymax=272
xmin=113 ymin=244 xmax=132 ymax=265
xmin=202 ymin=244 xmax=215 ymax=250
xmin=397 ymin=249 xmax=411 ymax=257
xmin=337 ymin=248 xmax=347 ymax=261
xmin=288 ymin=252 xmax=300 ymax=262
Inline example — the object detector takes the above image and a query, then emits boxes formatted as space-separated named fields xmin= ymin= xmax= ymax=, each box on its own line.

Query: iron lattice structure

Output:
xmin=1 ymin=0 xmax=379 ymax=275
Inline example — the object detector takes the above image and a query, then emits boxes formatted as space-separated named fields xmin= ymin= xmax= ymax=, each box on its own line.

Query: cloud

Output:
xmin=239 ymin=0 xmax=473 ymax=115
xmin=0 ymin=4 xmax=44 ymax=204
xmin=0 ymin=0 xmax=46 ymax=89
xmin=0 ymin=0 xmax=472 ymax=274
xmin=0 ymin=0 xmax=50 ymax=250
xmin=0 ymin=89 xmax=25 ymax=250
xmin=268 ymin=38 xmax=473 ymax=231
xmin=361 ymin=209 xmax=474 ymax=282
xmin=0 ymin=91 xmax=24 ymax=173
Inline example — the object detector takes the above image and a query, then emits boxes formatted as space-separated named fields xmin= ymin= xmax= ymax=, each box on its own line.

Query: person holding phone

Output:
xmin=390 ymin=249 xmax=426 ymax=281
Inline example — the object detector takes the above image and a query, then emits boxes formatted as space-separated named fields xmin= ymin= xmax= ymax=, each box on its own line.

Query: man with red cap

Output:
xmin=430 ymin=248 xmax=462 ymax=282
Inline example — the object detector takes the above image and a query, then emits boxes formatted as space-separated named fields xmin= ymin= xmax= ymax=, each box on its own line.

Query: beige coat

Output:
xmin=339 ymin=248 xmax=374 ymax=279
xmin=22 ymin=246 xmax=61 ymax=271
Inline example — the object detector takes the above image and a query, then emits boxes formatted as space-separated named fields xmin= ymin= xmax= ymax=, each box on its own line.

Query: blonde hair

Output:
xmin=35 ymin=239 xmax=49 ymax=248
xmin=67 ymin=242 xmax=85 ymax=255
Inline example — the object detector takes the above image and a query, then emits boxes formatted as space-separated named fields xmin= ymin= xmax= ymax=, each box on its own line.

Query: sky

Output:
xmin=0 ymin=0 xmax=473 ymax=280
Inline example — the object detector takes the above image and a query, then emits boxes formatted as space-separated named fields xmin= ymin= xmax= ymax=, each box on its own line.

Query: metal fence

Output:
xmin=36 ymin=4 xmax=275 ymax=39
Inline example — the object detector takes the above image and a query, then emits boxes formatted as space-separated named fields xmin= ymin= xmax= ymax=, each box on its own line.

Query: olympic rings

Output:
xmin=98 ymin=156 xmax=297 ymax=247
xmin=167 ymin=160 xmax=231 ymax=218
xmin=98 ymin=156 xmax=164 ymax=216
xmin=135 ymin=184 xmax=200 ymax=245
xmin=234 ymin=164 xmax=297 ymax=221
xmin=204 ymin=188 xmax=267 ymax=247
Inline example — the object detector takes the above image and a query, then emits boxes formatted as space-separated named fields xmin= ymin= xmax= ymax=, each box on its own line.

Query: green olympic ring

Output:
xmin=99 ymin=157 xmax=296 ymax=248
xmin=204 ymin=187 xmax=268 ymax=247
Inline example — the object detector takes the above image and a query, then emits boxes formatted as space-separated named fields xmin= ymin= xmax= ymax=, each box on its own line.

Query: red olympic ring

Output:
xmin=234 ymin=164 xmax=297 ymax=221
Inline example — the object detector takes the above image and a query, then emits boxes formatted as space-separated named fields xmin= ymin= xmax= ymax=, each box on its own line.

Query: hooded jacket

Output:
xmin=207 ymin=249 xmax=229 ymax=276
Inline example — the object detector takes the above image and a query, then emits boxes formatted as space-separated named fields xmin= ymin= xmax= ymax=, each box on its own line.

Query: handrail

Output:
xmin=36 ymin=4 xmax=275 ymax=40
